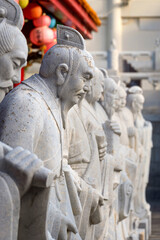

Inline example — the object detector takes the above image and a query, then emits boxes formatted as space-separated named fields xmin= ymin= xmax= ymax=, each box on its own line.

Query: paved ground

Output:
xmin=149 ymin=212 xmax=160 ymax=240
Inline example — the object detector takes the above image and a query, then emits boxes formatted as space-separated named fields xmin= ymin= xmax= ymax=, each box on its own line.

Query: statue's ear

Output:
xmin=56 ymin=63 xmax=69 ymax=85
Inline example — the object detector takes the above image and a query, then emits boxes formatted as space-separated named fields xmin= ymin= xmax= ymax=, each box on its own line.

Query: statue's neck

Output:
xmin=91 ymin=101 xmax=96 ymax=109
xmin=38 ymin=74 xmax=57 ymax=99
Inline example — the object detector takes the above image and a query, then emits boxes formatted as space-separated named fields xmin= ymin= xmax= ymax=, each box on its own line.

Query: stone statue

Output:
xmin=127 ymin=86 xmax=152 ymax=238
xmin=0 ymin=1 xmax=153 ymax=239
xmin=0 ymin=21 xmax=96 ymax=239
xmin=113 ymin=85 xmax=130 ymax=146
xmin=83 ymin=68 xmax=116 ymax=240
xmin=101 ymin=78 xmax=137 ymax=240
xmin=0 ymin=0 xmax=26 ymax=102
xmin=65 ymin=67 xmax=106 ymax=239
xmin=0 ymin=1 xmax=55 ymax=239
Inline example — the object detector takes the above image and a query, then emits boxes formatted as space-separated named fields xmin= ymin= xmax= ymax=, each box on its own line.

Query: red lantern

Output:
xmin=44 ymin=40 xmax=57 ymax=54
xmin=23 ymin=3 xmax=42 ymax=20
xmin=33 ymin=15 xmax=51 ymax=27
xmin=30 ymin=26 xmax=54 ymax=46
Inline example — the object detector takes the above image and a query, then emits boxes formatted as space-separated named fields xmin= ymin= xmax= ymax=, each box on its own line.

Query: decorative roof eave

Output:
xmin=39 ymin=0 xmax=95 ymax=39
xmin=77 ymin=0 xmax=101 ymax=26
xmin=62 ymin=0 xmax=98 ymax=32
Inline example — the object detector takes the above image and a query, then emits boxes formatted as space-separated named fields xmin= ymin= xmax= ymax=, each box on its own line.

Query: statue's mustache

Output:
xmin=0 ymin=80 xmax=13 ymax=89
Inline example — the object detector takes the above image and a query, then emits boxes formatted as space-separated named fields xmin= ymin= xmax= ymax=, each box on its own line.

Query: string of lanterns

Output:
xmin=15 ymin=0 xmax=57 ymax=60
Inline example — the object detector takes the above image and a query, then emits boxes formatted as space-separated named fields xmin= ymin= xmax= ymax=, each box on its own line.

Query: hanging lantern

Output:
xmin=44 ymin=40 xmax=57 ymax=54
xmin=19 ymin=0 xmax=29 ymax=9
xmin=23 ymin=3 xmax=42 ymax=20
xmin=33 ymin=15 xmax=51 ymax=28
xmin=30 ymin=26 xmax=54 ymax=46
xmin=43 ymin=28 xmax=57 ymax=53
xmin=47 ymin=14 xmax=56 ymax=28
xmin=14 ymin=0 xmax=19 ymax=4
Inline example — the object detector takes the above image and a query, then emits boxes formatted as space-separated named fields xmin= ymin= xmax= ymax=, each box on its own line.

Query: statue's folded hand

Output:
xmin=109 ymin=121 xmax=121 ymax=136
xmin=127 ymin=127 xmax=136 ymax=137
xmin=58 ymin=214 xmax=78 ymax=240
xmin=90 ymin=189 xmax=104 ymax=224
xmin=98 ymin=142 xmax=107 ymax=161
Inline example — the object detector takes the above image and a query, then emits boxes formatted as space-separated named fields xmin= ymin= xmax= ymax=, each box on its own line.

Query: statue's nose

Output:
xmin=12 ymin=74 xmax=21 ymax=84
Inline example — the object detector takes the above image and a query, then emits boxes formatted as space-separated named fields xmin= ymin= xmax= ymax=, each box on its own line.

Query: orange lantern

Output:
xmin=30 ymin=26 xmax=54 ymax=46
xmin=33 ymin=15 xmax=51 ymax=27
xmin=23 ymin=3 xmax=42 ymax=20
xmin=14 ymin=0 xmax=19 ymax=3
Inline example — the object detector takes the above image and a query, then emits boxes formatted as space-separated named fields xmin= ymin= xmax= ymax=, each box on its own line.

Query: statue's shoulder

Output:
xmin=0 ymin=77 xmax=45 ymax=114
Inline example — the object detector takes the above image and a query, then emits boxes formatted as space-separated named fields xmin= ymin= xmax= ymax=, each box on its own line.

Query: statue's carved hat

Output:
xmin=57 ymin=24 xmax=85 ymax=50
xmin=0 ymin=0 xmax=23 ymax=30
xmin=128 ymin=86 xmax=143 ymax=94
xmin=100 ymin=68 xmax=109 ymax=78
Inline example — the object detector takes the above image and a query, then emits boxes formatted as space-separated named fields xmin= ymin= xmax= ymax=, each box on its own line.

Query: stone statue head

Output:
xmin=114 ymin=86 xmax=127 ymax=112
xmin=0 ymin=0 xmax=28 ymax=103
xmin=127 ymin=86 xmax=145 ymax=114
xmin=100 ymin=69 xmax=118 ymax=119
xmin=39 ymin=25 xmax=94 ymax=109
xmin=85 ymin=67 xmax=104 ymax=104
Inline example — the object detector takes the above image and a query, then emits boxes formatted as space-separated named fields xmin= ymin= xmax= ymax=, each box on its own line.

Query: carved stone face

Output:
xmin=115 ymin=87 xmax=126 ymax=112
xmin=104 ymin=86 xmax=117 ymax=109
xmin=86 ymin=68 xmax=104 ymax=104
xmin=59 ymin=51 xmax=94 ymax=107
xmin=103 ymin=78 xmax=118 ymax=118
xmin=132 ymin=94 xmax=145 ymax=114
xmin=119 ymin=88 xmax=127 ymax=109
xmin=0 ymin=33 xmax=28 ymax=102
xmin=92 ymin=73 xmax=104 ymax=103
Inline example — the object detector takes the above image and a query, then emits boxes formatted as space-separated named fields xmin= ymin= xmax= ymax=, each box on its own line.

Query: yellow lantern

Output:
xmin=19 ymin=0 xmax=29 ymax=9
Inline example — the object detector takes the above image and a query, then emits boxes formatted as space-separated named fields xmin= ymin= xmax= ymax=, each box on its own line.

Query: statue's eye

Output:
xmin=84 ymin=73 xmax=93 ymax=80
xmin=13 ymin=59 xmax=21 ymax=69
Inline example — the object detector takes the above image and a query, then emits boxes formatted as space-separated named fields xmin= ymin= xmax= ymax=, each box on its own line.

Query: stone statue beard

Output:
xmin=133 ymin=111 xmax=145 ymax=128
xmin=85 ymin=87 xmax=93 ymax=104
xmin=0 ymin=79 xmax=13 ymax=89
xmin=0 ymin=79 xmax=13 ymax=102
xmin=86 ymin=80 xmax=97 ymax=104
xmin=104 ymin=100 xmax=115 ymax=120
xmin=132 ymin=106 xmax=142 ymax=117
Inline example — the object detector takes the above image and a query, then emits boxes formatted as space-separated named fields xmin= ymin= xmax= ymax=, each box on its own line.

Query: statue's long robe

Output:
xmin=66 ymin=99 xmax=109 ymax=240
xmin=67 ymin=99 xmax=103 ymax=192
xmin=134 ymin=117 xmax=152 ymax=219
xmin=0 ymin=74 xmax=78 ymax=240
